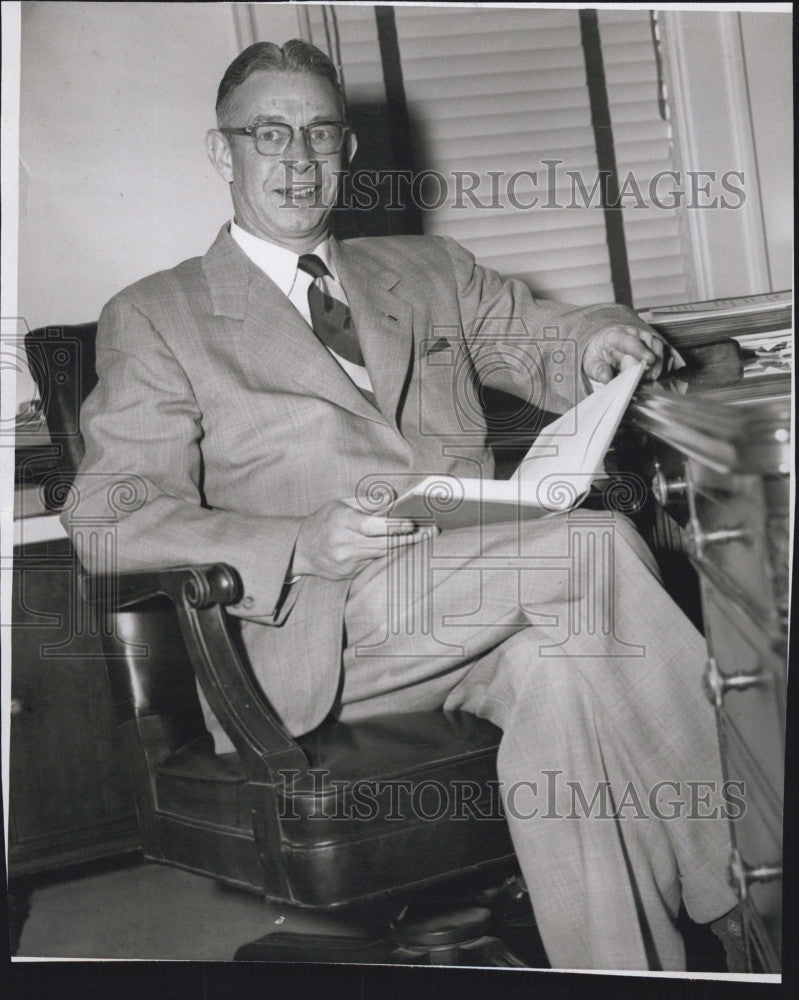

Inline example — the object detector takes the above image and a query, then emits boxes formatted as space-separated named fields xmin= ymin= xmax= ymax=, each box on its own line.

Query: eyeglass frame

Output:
xmin=218 ymin=120 xmax=352 ymax=157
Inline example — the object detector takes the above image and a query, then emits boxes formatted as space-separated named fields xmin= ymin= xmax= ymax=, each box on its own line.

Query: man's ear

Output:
xmin=345 ymin=130 xmax=358 ymax=166
xmin=205 ymin=129 xmax=234 ymax=183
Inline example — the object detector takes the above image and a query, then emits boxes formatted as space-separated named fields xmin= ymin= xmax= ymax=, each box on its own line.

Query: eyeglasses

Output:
xmin=219 ymin=120 xmax=350 ymax=156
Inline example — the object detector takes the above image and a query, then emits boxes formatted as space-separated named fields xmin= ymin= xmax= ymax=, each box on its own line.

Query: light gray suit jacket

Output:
xmin=68 ymin=225 xmax=652 ymax=735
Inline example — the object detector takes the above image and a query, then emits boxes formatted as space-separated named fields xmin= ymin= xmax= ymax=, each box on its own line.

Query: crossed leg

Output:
xmin=337 ymin=508 xmax=738 ymax=970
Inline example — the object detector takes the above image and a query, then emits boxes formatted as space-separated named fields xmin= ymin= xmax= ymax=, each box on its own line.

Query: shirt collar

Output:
xmin=229 ymin=221 xmax=336 ymax=297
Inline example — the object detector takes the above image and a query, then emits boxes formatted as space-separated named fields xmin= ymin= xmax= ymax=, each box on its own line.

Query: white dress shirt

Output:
xmin=230 ymin=221 xmax=374 ymax=396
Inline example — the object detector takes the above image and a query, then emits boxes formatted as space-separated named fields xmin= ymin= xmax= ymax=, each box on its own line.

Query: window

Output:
xmin=306 ymin=5 xmax=694 ymax=308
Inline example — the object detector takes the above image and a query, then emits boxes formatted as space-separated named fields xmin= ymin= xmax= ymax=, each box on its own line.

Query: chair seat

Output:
xmin=155 ymin=710 xmax=515 ymax=906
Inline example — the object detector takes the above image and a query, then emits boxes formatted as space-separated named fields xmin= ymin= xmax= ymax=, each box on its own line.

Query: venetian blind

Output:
xmin=393 ymin=6 xmax=615 ymax=306
xmin=307 ymin=6 xmax=693 ymax=309
xmin=598 ymin=9 xmax=694 ymax=308
xmin=307 ymin=4 xmax=386 ymax=106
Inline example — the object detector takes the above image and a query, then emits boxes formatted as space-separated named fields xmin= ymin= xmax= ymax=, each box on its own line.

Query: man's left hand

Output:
xmin=582 ymin=325 xmax=665 ymax=383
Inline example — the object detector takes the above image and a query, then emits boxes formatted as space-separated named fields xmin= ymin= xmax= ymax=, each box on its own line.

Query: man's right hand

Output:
xmin=291 ymin=500 xmax=430 ymax=580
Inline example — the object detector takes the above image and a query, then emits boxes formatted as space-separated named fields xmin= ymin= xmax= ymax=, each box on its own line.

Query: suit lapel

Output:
xmin=330 ymin=238 xmax=414 ymax=429
xmin=202 ymin=227 xmax=387 ymax=425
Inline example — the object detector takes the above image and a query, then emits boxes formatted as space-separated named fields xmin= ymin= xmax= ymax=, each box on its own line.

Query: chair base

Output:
xmin=234 ymin=908 xmax=528 ymax=967
xmin=235 ymin=879 xmax=545 ymax=968
xmin=234 ymin=932 xmax=528 ymax=967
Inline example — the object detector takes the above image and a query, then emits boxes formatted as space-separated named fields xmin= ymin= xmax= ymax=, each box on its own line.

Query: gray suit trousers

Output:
xmin=336 ymin=509 xmax=738 ymax=971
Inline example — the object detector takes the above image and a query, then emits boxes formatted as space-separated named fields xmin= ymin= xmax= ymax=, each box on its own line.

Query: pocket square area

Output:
xmin=425 ymin=337 xmax=452 ymax=356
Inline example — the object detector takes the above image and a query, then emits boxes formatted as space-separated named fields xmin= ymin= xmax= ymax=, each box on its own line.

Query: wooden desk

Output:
xmin=621 ymin=363 xmax=789 ymax=973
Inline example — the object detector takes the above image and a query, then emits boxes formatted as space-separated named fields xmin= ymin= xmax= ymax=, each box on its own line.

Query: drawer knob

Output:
xmin=703 ymin=657 xmax=763 ymax=710
xmin=651 ymin=469 xmax=687 ymax=507
xmin=10 ymin=697 xmax=24 ymax=717
xmin=689 ymin=522 xmax=748 ymax=559
xmin=728 ymin=848 xmax=782 ymax=902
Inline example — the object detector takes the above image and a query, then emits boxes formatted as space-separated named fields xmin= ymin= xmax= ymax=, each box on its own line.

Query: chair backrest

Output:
xmin=25 ymin=323 xmax=99 ymax=480
xmin=101 ymin=597 xmax=211 ymax=856
xmin=25 ymin=322 xmax=209 ymax=762
xmin=103 ymin=598 xmax=208 ymax=732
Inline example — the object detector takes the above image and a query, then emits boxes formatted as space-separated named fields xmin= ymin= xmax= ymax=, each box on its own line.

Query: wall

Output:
xmin=15 ymin=1 xmax=300 ymax=402
xmin=663 ymin=9 xmax=792 ymax=299
xmin=739 ymin=11 xmax=793 ymax=291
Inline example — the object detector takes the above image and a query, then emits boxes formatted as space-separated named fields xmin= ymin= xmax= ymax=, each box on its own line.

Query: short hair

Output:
xmin=216 ymin=39 xmax=345 ymax=124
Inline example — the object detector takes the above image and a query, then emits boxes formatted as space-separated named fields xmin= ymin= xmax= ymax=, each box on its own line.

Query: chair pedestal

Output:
xmin=234 ymin=903 xmax=530 ymax=967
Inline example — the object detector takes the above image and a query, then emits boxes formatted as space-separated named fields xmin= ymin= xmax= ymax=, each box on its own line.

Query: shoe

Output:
xmin=710 ymin=905 xmax=749 ymax=973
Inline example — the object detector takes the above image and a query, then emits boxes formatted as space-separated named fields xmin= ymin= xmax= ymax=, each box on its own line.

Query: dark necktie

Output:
xmin=297 ymin=254 xmax=365 ymax=367
xmin=297 ymin=254 xmax=377 ymax=408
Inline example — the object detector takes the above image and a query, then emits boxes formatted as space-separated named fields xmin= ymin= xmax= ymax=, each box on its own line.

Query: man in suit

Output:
xmin=67 ymin=40 xmax=743 ymax=971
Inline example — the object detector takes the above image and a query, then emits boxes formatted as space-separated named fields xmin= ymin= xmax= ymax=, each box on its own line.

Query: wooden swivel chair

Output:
xmin=25 ymin=323 xmax=539 ymax=966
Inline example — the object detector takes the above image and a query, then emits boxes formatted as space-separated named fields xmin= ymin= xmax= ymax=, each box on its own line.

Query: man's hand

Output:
xmin=582 ymin=325 xmax=666 ymax=383
xmin=291 ymin=500 xmax=430 ymax=581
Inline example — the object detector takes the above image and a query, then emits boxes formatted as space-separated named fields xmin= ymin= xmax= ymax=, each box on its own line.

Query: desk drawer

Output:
xmin=700 ymin=577 xmax=785 ymax=821
xmin=10 ymin=540 xmax=139 ymax=876
xmin=727 ymin=845 xmax=782 ymax=972
xmin=686 ymin=463 xmax=784 ymax=626
xmin=700 ymin=573 xmax=783 ymax=973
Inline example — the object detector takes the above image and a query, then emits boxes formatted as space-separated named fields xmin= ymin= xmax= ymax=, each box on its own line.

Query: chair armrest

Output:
xmin=84 ymin=562 xmax=243 ymax=610
xmin=80 ymin=563 xmax=308 ymax=779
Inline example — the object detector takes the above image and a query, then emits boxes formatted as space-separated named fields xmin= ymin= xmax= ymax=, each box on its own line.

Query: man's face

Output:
xmin=207 ymin=70 xmax=354 ymax=251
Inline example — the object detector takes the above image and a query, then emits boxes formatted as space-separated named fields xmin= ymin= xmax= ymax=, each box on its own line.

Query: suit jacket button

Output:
xmin=241 ymin=596 xmax=254 ymax=610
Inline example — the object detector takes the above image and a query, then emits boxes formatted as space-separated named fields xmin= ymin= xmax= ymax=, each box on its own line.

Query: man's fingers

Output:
xmin=592 ymin=361 xmax=615 ymax=383
xmin=638 ymin=329 xmax=664 ymax=357
xmin=356 ymin=514 xmax=419 ymax=537
xmin=584 ymin=324 xmax=670 ymax=382
xmin=366 ymin=527 xmax=434 ymax=549
xmin=618 ymin=353 xmax=640 ymax=372
xmin=297 ymin=502 xmax=436 ymax=580
xmin=603 ymin=330 xmax=656 ymax=366
xmin=337 ymin=525 xmax=434 ymax=568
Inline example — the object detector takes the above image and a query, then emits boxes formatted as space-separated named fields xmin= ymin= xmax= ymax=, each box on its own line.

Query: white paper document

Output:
xmin=388 ymin=362 xmax=645 ymax=530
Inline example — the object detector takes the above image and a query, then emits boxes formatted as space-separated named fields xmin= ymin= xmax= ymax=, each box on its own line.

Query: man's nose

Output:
xmin=286 ymin=126 xmax=317 ymax=165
